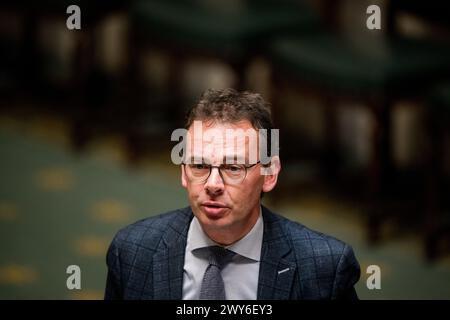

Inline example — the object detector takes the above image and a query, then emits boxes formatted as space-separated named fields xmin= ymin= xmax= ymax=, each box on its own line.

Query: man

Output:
xmin=104 ymin=88 xmax=360 ymax=300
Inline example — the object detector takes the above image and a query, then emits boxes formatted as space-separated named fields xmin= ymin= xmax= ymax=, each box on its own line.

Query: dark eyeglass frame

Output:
xmin=182 ymin=161 xmax=261 ymax=185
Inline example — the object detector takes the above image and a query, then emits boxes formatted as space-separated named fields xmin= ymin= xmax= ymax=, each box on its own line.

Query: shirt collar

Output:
xmin=187 ymin=207 xmax=263 ymax=262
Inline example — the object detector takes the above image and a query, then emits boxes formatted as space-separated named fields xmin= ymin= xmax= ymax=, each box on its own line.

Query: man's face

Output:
xmin=181 ymin=120 xmax=280 ymax=244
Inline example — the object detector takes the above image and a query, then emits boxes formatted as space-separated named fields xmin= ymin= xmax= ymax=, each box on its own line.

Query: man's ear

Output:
xmin=181 ymin=165 xmax=188 ymax=188
xmin=262 ymin=156 xmax=281 ymax=193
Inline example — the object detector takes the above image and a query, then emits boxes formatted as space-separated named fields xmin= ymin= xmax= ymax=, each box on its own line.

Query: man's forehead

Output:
xmin=188 ymin=122 xmax=258 ymax=142
xmin=185 ymin=154 xmax=248 ymax=162
xmin=186 ymin=147 xmax=248 ymax=158
xmin=184 ymin=120 xmax=261 ymax=164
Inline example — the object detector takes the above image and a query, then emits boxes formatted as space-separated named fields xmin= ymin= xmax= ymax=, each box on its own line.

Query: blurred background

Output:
xmin=1 ymin=0 xmax=450 ymax=299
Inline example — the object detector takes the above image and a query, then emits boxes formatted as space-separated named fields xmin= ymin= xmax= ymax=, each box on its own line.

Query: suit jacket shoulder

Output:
xmin=261 ymin=208 xmax=361 ymax=299
xmin=104 ymin=207 xmax=192 ymax=299
xmin=112 ymin=207 xmax=190 ymax=250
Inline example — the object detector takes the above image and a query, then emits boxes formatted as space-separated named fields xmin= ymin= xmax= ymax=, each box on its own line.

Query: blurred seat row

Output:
xmin=0 ymin=0 xmax=449 ymax=260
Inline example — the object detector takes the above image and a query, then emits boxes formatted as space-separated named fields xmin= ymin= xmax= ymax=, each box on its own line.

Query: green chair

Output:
xmin=131 ymin=0 xmax=318 ymax=59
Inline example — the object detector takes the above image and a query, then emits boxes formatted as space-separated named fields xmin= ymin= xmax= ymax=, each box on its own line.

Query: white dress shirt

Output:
xmin=182 ymin=209 xmax=264 ymax=300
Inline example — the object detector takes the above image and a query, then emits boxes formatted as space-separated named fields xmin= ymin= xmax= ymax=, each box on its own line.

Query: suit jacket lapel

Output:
xmin=258 ymin=206 xmax=297 ymax=300
xmin=153 ymin=208 xmax=193 ymax=299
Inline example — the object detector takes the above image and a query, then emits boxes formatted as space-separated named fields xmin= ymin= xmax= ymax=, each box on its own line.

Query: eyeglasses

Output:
xmin=183 ymin=161 xmax=261 ymax=185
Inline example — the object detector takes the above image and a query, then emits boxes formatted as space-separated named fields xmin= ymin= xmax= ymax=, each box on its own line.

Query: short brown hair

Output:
xmin=185 ymin=88 xmax=273 ymax=131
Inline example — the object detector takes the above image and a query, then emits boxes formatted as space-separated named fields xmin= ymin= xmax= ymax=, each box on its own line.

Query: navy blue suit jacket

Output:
xmin=105 ymin=206 xmax=360 ymax=299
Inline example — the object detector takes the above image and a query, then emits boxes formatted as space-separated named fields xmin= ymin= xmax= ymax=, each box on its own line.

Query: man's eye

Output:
xmin=223 ymin=165 xmax=242 ymax=172
xmin=192 ymin=164 xmax=208 ymax=170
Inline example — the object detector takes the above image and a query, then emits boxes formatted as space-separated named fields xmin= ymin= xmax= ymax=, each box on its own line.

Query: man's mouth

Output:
xmin=201 ymin=201 xmax=228 ymax=217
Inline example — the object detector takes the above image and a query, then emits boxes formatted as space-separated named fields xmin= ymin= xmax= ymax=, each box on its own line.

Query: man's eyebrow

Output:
xmin=186 ymin=156 xmax=206 ymax=164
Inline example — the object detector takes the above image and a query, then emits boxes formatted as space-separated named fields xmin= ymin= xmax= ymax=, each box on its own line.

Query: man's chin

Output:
xmin=196 ymin=208 xmax=232 ymax=228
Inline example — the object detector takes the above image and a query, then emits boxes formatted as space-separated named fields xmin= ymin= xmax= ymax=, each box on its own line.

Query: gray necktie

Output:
xmin=199 ymin=246 xmax=235 ymax=300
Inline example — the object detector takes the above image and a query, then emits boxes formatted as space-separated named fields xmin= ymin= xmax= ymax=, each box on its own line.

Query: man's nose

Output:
xmin=204 ymin=167 xmax=224 ymax=195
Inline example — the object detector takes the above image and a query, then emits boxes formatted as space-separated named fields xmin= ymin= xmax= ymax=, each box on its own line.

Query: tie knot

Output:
xmin=206 ymin=246 xmax=235 ymax=269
